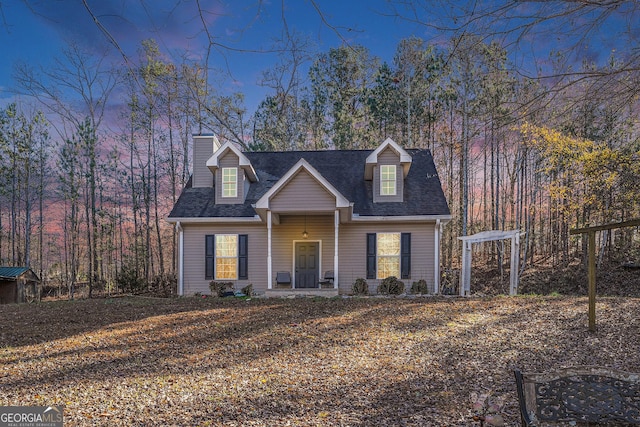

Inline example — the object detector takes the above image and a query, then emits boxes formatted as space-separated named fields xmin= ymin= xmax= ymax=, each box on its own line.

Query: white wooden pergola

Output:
xmin=458 ymin=230 xmax=522 ymax=296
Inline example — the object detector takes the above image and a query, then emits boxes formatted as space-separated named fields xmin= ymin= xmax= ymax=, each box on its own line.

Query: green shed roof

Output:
xmin=0 ymin=266 xmax=32 ymax=279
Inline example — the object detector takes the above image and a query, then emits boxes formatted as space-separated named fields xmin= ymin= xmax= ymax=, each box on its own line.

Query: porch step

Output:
xmin=264 ymin=288 xmax=339 ymax=298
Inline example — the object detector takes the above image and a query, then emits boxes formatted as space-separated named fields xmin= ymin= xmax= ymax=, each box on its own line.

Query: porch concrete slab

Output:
xmin=264 ymin=288 xmax=339 ymax=298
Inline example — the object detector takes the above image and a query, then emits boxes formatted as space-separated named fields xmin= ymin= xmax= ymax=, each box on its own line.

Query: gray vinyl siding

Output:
xmin=215 ymin=152 xmax=245 ymax=204
xmin=373 ymin=147 xmax=404 ymax=203
xmin=337 ymin=222 xmax=436 ymax=294
xmin=192 ymin=137 xmax=214 ymax=188
xmin=271 ymin=215 xmax=335 ymax=287
xmin=181 ymin=217 xmax=335 ymax=295
xmin=181 ymin=218 xmax=437 ymax=296
xmin=182 ymin=223 xmax=267 ymax=295
xmin=270 ymin=170 xmax=336 ymax=212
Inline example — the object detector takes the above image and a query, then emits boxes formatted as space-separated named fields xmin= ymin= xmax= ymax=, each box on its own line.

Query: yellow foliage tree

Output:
xmin=519 ymin=122 xmax=634 ymax=226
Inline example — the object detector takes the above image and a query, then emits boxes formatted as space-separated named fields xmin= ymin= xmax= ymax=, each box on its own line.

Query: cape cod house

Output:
xmin=167 ymin=135 xmax=451 ymax=296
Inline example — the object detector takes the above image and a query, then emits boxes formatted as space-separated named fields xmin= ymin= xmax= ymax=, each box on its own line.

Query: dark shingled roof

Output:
xmin=168 ymin=149 xmax=450 ymax=219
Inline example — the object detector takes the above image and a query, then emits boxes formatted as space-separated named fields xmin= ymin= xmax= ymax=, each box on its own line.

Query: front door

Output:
xmin=295 ymin=242 xmax=319 ymax=288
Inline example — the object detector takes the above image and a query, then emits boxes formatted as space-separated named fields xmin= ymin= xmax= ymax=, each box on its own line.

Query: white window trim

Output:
xmin=222 ymin=167 xmax=238 ymax=198
xmin=380 ymin=165 xmax=397 ymax=196
xmin=215 ymin=234 xmax=238 ymax=280
xmin=377 ymin=232 xmax=400 ymax=279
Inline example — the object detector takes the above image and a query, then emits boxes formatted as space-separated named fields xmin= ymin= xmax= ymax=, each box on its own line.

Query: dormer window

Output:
xmin=206 ymin=140 xmax=258 ymax=204
xmin=222 ymin=167 xmax=237 ymax=198
xmin=380 ymin=165 xmax=397 ymax=196
xmin=365 ymin=138 xmax=411 ymax=203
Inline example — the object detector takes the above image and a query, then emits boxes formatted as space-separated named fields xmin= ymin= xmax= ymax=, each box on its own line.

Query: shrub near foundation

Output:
xmin=209 ymin=281 xmax=234 ymax=297
xmin=352 ymin=278 xmax=369 ymax=295
xmin=410 ymin=279 xmax=429 ymax=295
xmin=241 ymin=284 xmax=254 ymax=297
xmin=377 ymin=276 xmax=405 ymax=295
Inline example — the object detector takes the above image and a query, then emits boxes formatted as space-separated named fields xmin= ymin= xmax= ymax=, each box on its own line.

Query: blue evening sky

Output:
xmin=0 ymin=1 xmax=633 ymax=116
xmin=0 ymin=1 xmax=436 ymax=114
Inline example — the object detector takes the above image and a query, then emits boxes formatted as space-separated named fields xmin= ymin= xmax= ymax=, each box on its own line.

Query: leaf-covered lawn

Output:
xmin=1 ymin=295 xmax=638 ymax=426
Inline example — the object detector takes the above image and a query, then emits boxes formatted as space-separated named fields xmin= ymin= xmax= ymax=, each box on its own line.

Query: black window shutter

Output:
xmin=238 ymin=234 xmax=248 ymax=280
xmin=205 ymin=235 xmax=215 ymax=280
xmin=401 ymin=232 xmax=411 ymax=279
xmin=366 ymin=233 xmax=376 ymax=279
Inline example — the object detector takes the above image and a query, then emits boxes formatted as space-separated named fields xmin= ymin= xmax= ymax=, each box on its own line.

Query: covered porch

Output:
xmin=253 ymin=158 xmax=351 ymax=296
xmin=261 ymin=211 xmax=343 ymax=297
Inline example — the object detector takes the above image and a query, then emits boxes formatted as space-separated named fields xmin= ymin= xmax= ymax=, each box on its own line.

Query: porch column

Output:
xmin=334 ymin=210 xmax=339 ymax=289
xmin=267 ymin=210 xmax=273 ymax=290
xmin=176 ymin=222 xmax=184 ymax=296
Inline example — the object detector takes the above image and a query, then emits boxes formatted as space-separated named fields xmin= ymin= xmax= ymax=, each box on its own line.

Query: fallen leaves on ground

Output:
xmin=1 ymin=295 xmax=638 ymax=426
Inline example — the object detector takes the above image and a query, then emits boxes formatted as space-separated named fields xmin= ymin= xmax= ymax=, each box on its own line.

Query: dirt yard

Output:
xmin=1 ymin=295 xmax=639 ymax=426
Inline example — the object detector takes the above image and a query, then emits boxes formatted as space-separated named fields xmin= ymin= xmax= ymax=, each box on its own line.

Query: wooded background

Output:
xmin=0 ymin=1 xmax=638 ymax=297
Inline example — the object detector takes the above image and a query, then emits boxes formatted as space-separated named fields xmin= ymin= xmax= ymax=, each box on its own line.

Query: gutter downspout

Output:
xmin=434 ymin=219 xmax=441 ymax=294
xmin=334 ymin=210 xmax=339 ymax=289
xmin=267 ymin=210 xmax=273 ymax=289
xmin=176 ymin=221 xmax=184 ymax=296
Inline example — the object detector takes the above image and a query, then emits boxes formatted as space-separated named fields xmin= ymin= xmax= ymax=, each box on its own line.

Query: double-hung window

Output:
xmin=215 ymin=234 xmax=238 ymax=279
xmin=380 ymin=165 xmax=396 ymax=196
xmin=222 ymin=167 xmax=237 ymax=198
xmin=205 ymin=234 xmax=248 ymax=280
xmin=367 ymin=232 xmax=411 ymax=280
xmin=377 ymin=233 xmax=400 ymax=278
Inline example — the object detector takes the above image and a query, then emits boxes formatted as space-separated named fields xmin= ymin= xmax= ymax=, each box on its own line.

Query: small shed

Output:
xmin=0 ymin=267 xmax=40 ymax=304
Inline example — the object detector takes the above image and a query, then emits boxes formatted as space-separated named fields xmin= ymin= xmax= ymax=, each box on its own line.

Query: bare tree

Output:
xmin=252 ymin=30 xmax=314 ymax=150
xmin=387 ymin=1 xmax=640 ymax=114
xmin=14 ymin=43 xmax=118 ymax=297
